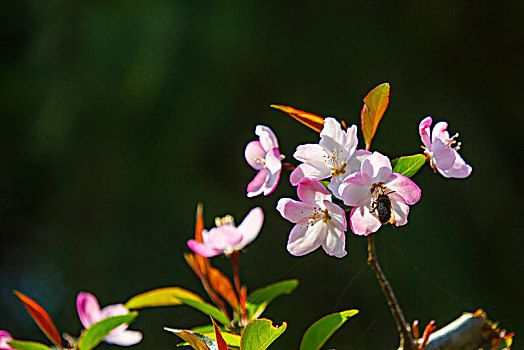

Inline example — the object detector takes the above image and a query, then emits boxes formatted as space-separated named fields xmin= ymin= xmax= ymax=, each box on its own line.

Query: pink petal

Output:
xmin=255 ymin=125 xmax=279 ymax=152
xmin=236 ymin=207 xmax=264 ymax=249
xmin=324 ymin=200 xmax=347 ymax=231
xmin=0 ymin=331 xmax=13 ymax=349
xmin=419 ymin=116 xmax=433 ymax=149
xmin=390 ymin=194 xmax=410 ymax=227
xmin=187 ymin=240 xmax=224 ymax=258
xmin=339 ymin=173 xmax=371 ymax=207
xmin=203 ymin=226 xmax=243 ymax=250
xmin=293 ymin=143 xmax=329 ymax=168
xmin=265 ymin=148 xmax=282 ymax=174
xmin=77 ymin=292 xmax=102 ymax=328
xmin=290 ymin=163 xmax=329 ymax=186
xmin=262 ymin=168 xmax=281 ymax=196
xmin=244 ymin=141 xmax=266 ymax=170
xmin=431 ymin=139 xmax=455 ymax=170
xmin=349 ymin=204 xmax=382 ymax=236
xmin=431 ymin=121 xmax=450 ymax=143
xmin=385 ymin=173 xmax=421 ymax=205
xmin=247 ymin=168 xmax=269 ymax=197
xmin=437 ymin=152 xmax=472 ymax=178
xmin=319 ymin=118 xmax=347 ymax=154
xmin=104 ymin=330 xmax=143 ymax=346
xmin=322 ymin=224 xmax=347 ymax=258
xmin=287 ymin=220 xmax=324 ymax=256
xmin=346 ymin=149 xmax=372 ymax=174
xmin=297 ymin=178 xmax=331 ymax=205
xmin=277 ymin=198 xmax=314 ymax=223
xmin=100 ymin=304 xmax=129 ymax=319
xmin=361 ymin=152 xmax=392 ymax=185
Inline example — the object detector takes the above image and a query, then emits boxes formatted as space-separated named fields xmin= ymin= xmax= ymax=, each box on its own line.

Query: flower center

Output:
xmin=323 ymin=148 xmax=347 ymax=177
xmin=370 ymin=182 xmax=387 ymax=197
xmin=215 ymin=215 xmax=235 ymax=227
xmin=446 ymin=133 xmax=461 ymax=150
xmin=300 ymin=206 xmax=331 ymax=228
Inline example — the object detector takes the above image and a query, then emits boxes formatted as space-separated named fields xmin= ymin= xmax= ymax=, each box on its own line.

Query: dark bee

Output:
xmin=370 ymin=187 xmax=396 ymax=225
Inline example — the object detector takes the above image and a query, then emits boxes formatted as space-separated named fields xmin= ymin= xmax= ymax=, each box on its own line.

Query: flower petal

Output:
xmin=339 ymin=172 xmax=371 ymax=207
xmin=0 ymin=330 xmax=13 ymax=349
xmin=324 ymin=200 xmax=347 ymax=231
xmin=361 ymin=152 xmax=392 ymax=184
xmin=349 ymin=204 xmax=382 ymax=236
xmin=297 ymin=178 xmax=331 ymax=205
xmin=236 ymin=207 xmax=264 ymax=249
xmin=256 ymin=125 xmax=279 ymax=151
xmin=293 ymin=143 xmax=329 ymax=168
xmin=431 ymin=139 xmax=455 ymax=170
xmin=385 ymin=173 xmax=421 ymax=205
xmin=203 ymin=227 xmax=243 ymax=250
xmin=187 ymin=240 xmax=224 ymax=258
xmin=100 ymin=304 xmax=129 ymax=319
xmin=346 ymin=149 xmax=372 ymax=174
xmin=287 ymin=220 xmax=324 ymax=256
xmin=289 ymin=163 xmax=329 ymax=186
xmin=247 ymin=168 xmax=269 ymax=197
xmin=104 ymin=330 xmax=143 ymax=346
xmin=77 ymin=292 xmax=102 ymax=328
xmin=244 ymin=141 xmax=266 ymax=170
xmin=319 ymin=118 xmax=347 ymax=155
xmin=265 ymin=148 xmax=282 ymax=174
xmin=262 ymin=168 xmax=281 ymax=196
xmin=343 ymin=125 xmax=359 ymax=160
xmin=390 ymin=194 xmax=410 ymax=227
xmin=437 ymin=152 xmax=472 ymax=178
xmin=419 ymin=116 xmax=433 ymax=149
xmin=277 ymin=198 xmax=314 ymax=223
xmin=431 ymin=121 xmax=450 ymax=143
xmin=322 ymin=223 xmax=347 ymax=258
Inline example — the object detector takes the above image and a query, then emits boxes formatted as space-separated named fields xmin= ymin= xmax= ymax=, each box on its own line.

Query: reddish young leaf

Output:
xmin=360 ymin=82 xmax=390 ymax=150
xmin=212 ymin=318 xmax=228 ymax=350
xmin=270 ymin=105 xmax=325 ymax=133
xmin=13 ymin=290 xmax=62 ymax=348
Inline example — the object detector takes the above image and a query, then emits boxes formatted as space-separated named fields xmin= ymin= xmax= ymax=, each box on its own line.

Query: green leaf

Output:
xmin=391 ymin=154 xmax=427 ymax=178
xmin=191 ymin=325 xmax=215 ymax=334
xmin=165 ymin=328 xmax=216 ymax=350
xmin=125 ymin=287 xmax=204 ymax=309
xmin=178 ymin=298 xmax=230 ymax=327
xmin=246 ymin=280 xmax=298 ymax=320
xmin=300 ymin=310 xmax=359 ymax=350
xmin=7 ymin=340 xmax=52 ymax=350
xmin=240 ymin=319 xmax=287 ymax=350
xmin=204 ymin=332 xmax=240 ymax=349
xmin=360 ymin=82 xmax=390 ymax=150
xmin=77 ymin=312 xmax=139 ymax=350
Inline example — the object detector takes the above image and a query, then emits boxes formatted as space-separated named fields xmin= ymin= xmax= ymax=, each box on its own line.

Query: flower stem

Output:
xmin=231 ymin=251 xmax=248 ymax=324
xmin=367 ymin=235 xmax=416 ymax=350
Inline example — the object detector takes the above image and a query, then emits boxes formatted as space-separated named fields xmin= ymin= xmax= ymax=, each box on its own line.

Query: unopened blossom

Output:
xmin=0 ymin=331 xmax=13 ymax=350
xmin=290 ymin=118 xmax=370 ymax=198
xmin=245 ymin=126 xmax=283 ymax=197
xmin=419 ymin=116 xmax=472 ymax=178
xmin=187 ymin=207 xmax=264 ymax=257
xmin=77 ymin=292 xmax=142 ymax=346
xmin=277 ymin=178 xmax=347 ymax=257
xmin=339 ymin=152 xmax=421 ymax=236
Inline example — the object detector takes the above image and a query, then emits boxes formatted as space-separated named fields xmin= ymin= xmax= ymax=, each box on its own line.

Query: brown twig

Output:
xmin=367 ymin=235 xmax=416 ymax=350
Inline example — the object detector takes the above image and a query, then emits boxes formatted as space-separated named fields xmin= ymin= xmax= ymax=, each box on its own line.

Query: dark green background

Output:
xmin=1 ymin=1 xmax=522 ymax=349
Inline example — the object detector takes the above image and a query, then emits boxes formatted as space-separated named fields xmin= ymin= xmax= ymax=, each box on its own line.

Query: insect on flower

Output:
xmin=369 ymin=184 xmax=396 ymax=225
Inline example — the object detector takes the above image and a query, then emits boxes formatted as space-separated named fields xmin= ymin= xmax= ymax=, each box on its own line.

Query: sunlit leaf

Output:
xmin=391 ymin=154 xmax=426 ymax=178
xmin=124 ymin=287 xmax=204 ymax=309
xmin=191 ymin=325 xmax=215 ymax=334
xmin=212 ymin=318 xmax=228 ymax=350
xmin=300 ymin=310 xmax=359 ymax=350
xmin=7 ymin=340 xmax=52 ymax=350
xmin=360 ymin=82 xmax=390 ymax=150
xmin=240 ymin=319 xmax=287 ymax=350
xmin=178 ymin=298 xmax=230 ymax=327
xmin=13 ymin=290 xmax=62 ymax=348
xmin=77 ymin=312 xmax=138 ymax=350
xmin=165 ymin=328 xmax=216 ymax=350
xmin=204 ymin=332 xmax=240 ymax=349
xmin=270 ymin=105 xmax=325 ymax=133
xmin=246 ymin=280 xmax=299 ymax=320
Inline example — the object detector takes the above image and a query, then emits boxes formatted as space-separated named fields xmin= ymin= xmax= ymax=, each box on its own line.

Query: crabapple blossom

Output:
xmin=187 ymin=207 xmax=264 ymax=257
xmin=76 ymin=292 xmax=142 ymax=346
xmin=277 ymin=178 xmax=347 ymax=258
xmin=0 ymin=331 xmax=13 ymax=350
xmin=245 ymin=125 xmax=282 ymax=197
xmin=339 ymin=152 xmax=421 ymax=236
xmin=419 ymin=116 xmax=472 ymax=178
xmin=290 ymin=117 xmax=370 ymax=198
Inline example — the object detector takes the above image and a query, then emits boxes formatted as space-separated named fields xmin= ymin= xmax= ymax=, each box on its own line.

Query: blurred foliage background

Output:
xmin=0 ymin=1 xmax=522 ymax=349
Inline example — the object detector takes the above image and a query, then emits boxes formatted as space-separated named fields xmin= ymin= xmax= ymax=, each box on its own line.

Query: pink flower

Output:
xmin=245 ymin=126 xmax=282 ymax=197
xmin=339 ymin=152 xmax=421 ymax=236
xmin=0 ymin=330 xmax=13 ymax=350
xmin=419 ymin=116 xmax=472 ymax=178
xmin=289 ymin=118 xmax=370 ymax=198
xmin=77 ymin=292 xmax=142 ymax=346
xmin=187 ymin=207 xmax=264 ymax=257
xmin=277 ymin=178 xmax=347 ymax=257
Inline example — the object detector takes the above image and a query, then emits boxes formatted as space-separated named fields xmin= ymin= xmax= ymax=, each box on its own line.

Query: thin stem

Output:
xmin=230 ymin=251 xmax=248 ymax=324
xmin=367 ymin=235 xmax=416 ymax=350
